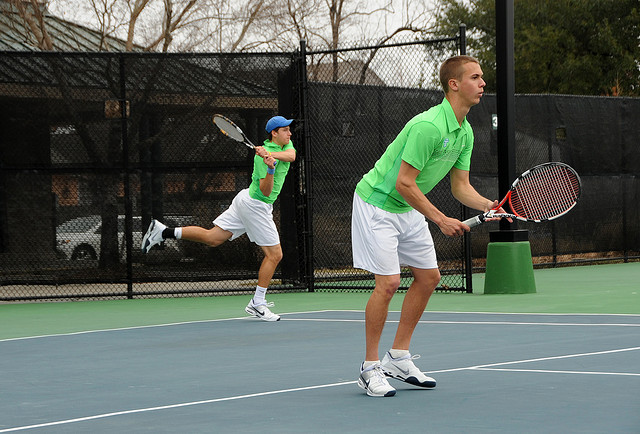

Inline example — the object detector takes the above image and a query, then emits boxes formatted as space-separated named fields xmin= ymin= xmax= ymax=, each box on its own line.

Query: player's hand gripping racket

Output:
xmin=463 ymin=162 xmax=581 ymax=228
xmin=212 ymin=114 xmax=256 ymax=149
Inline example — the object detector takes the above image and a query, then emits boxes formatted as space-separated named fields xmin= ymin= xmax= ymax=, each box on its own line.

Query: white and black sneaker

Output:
xmin=357 ymin=362 xmax=396 ymax=397
xmin=245 ymin=300 xmax=281 ymax=322
xmin=380 ymin=351 xmax=436 ymax=388
xmin=141 ymin=219 xmax=166 ymax=253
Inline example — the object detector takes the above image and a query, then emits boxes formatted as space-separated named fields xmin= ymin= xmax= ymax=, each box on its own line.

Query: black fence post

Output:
xmin=460 ymin=23 xmax=473 ymax=293
xmin=120 ymin=54 xmax=133 ymax=299
xmin=298 ymin=40 xmax=315 ymax=292
xmin=496 ymin=0 xmax=518 ymax=232
xmin=277 ymin=60 xmax=301 ymax=285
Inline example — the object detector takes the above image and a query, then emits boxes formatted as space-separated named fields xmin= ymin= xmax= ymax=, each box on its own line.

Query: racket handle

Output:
xmin=462 ymin=214 xmax=484 ymax=228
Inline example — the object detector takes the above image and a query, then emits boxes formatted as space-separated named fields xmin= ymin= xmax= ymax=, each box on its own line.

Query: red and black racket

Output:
xmin=463 ymin=162 xmax=582 ymax=228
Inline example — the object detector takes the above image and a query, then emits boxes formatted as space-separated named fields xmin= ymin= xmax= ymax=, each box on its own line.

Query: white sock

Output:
xmin=362 ymin=360 xmax=380 ymax=370
xmin=253 ymin=285 xmax=267 ymax=305
xmin=389 ymin=349 xmax=410 ymax=359
xmin=174 ymin=228 xmax=182 ymax=239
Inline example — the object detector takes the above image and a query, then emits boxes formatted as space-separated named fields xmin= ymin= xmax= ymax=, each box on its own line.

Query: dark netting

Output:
xmin=466 ymin=95 xmax=640 ymax=268
xmin=0 ymin=52 xmax=304 ymax=301
xmin=1 ymin=42 xmax=638 ymax=302
xmin=305 ymin=37 xmax=467 ymax=292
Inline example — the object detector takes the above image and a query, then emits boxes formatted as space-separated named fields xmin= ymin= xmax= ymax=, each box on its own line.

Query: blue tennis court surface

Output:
xmin=1 ymin=310 xmax=638 ymax=433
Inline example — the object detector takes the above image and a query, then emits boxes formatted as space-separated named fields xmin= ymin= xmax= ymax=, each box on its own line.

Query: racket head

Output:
xmin=212 ymin=114 xmax=253 ymax=147
xmin=508 ymin=162 xmax=581 ymax=222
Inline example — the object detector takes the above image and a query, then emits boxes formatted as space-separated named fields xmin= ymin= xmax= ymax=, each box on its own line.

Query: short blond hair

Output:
xmin=439 ymin=55 xmax=479 ymax=93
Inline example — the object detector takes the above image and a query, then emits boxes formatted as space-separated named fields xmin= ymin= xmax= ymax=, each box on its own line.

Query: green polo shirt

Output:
xmin=355 ymin=98 xmax=474 ymax=213
xmin=248 ymin=139 xmax=295 ymax=204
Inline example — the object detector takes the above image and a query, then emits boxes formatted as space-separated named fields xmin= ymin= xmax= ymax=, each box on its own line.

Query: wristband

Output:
xmin=267 ymin=167 xmax=276 ymax=175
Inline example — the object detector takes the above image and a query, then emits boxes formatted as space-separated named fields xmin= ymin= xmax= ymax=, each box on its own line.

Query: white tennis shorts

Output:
xmin=351 ymin=193 xmax=438 ymax=275
xmin=213 ymin=188 xmax=280 ymax=247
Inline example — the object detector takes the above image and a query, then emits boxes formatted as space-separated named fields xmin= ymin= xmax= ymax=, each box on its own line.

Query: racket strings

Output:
xmin=213 ymin=116 xmax=245 ymax=142
xmin=510 ymin=165 xmax=580 ymax=220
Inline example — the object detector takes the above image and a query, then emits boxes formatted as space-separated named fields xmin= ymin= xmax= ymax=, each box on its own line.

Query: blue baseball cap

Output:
xmin=265 ymin=116 xmax=293 ymax=133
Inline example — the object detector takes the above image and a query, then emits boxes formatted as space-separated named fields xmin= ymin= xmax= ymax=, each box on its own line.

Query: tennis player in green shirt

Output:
xmin=353 ymin=56 xmax=506 ymax=397
xmin=142 ymin=116 xmax=296 ymax=322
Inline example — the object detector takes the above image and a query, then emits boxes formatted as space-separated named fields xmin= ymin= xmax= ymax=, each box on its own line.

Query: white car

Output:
xmin=56 ymin=215 xmax=181 ymax=260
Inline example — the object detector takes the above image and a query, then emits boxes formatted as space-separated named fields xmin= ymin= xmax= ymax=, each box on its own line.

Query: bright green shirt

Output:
xmin=356 ymin=98 xmax=474 ymax=213
xmin=248 ymin=139 xmax=295 ymax=204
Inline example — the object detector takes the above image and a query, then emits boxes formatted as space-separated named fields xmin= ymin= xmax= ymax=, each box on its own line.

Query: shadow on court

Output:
xmin=1 ymin=310 xmax=639 ymax=433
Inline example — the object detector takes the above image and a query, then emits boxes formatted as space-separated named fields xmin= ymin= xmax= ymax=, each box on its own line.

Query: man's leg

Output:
xmin=244 ymin=244 xmax=283 ymax=322
xmin=365 ymin=274 xmax=401 ymax=361
xmin=257 ymin=244 xmax=283 ymax=288
xmin=351 ymin=193 xmax=399 ymax=396
xmin=392 ymin=267 xmax=440 ymax=350
xmin=379 ymin=267 xmax=439 ymax=389
xmin=142 ymin=221 xmax=232 ymax=253
xmin=180 ymin=225 xmax=232 ymax=247
xmin=356 ymin=273 xmax=401 ymax=397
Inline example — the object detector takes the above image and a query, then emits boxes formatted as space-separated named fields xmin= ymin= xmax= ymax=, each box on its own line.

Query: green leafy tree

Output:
xmin=434 ymin=0 xmax=640 ymax=96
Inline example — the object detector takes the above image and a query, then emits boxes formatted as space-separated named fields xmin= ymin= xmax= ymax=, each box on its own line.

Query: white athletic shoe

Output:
xmin=245 ymin=300 xmax=281 ymax=322
xmin=358 ymin=362 xmax=396 ymax=397
xmin=141 ymin=219 xmax=166 ymax=253
xmin=380 ymin=352 xmax=436 ymax=388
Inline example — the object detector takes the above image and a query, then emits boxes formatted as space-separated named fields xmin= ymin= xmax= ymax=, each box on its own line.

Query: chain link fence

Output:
xmin=304 ymin=37 xmax=467 ymax=292
xmin=466 ymin=94 xmax=640 ymax=268
xmin=0 ymin=52 xmax=305 ymax=300
xmin=1 ymin=32 xmax=638 ymax=301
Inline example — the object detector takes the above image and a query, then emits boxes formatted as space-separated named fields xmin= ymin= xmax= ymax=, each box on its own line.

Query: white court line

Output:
xmin=0 ymin=310 xmax=337 ymax=343
xmin=427 ymin=311 xmax=640 ymax=317
xmin=5 ymin=315 xmax=637 ymax=344
xmin=0 ymin=317 xmax=249 ymax=343
xmin=2 ymin=310 xmax=640 ymax=342
xmin=474 ymin=368 xmax=640 ymax=376
xmin=0 ymin=381 xmax=354 ymax=433
xmin=430 ymin=346 xmax=640 ymax=373
xmin=287 ymin=310 xmax=640 ymax=317
xmin=4 ymin=317 xmax=639 ymax=343
xmin=1 ymin=346 xmax=638 ymax=432
xmin=284 ymin=318 xmax=640 ymax=327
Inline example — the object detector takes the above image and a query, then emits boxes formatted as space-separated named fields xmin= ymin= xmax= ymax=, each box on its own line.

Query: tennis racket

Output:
xmin=463 ymin=162 xmax=581 ymax=228
xmin=212 ymin=114 xmax=256 ymax=149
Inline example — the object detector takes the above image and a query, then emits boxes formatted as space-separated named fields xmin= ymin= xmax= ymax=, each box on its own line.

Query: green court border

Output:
xmin=1 ymin=262 xmax=638 ymax=340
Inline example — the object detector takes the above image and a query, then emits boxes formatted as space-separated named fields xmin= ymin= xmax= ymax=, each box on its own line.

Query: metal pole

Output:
xmin=495 ymin=0 xmax=518 ymax=233
xmin=484 ymin=1 xmax=535 ymax=295
xmin=120 ymin=54 xmax=133 ymax=299
xmin=460 ymin=22 xmax=473 ymax=293
xmin=298 ymin=40 xmax=315 ymax=292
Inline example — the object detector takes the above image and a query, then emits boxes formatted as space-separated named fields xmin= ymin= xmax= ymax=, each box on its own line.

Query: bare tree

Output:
xmin=4 ymin=0 xmax=54 ymax=49
xmin=273 ymin=0 xmax=439 ymax=83
xmin=123 ymin=0 xmax=149 ymax=50
xmin=283 ymin=0 xmax=325 ymax=49
xmin=87 ymin=0 xmax=121 ymax=50
xmin=49 ymin=0 xmax=199 ymax=52
xmin=355 ymin=0 xmax=441 ymax=85
xmin=171 ymin=0 xmax=285 ymax=52
xmin=39 ymin=0 xmax=438 ymax=56
xmin=318 ymin=0 xmax=389 ymax=80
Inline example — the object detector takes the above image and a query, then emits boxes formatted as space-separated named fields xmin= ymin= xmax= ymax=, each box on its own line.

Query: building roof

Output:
xmin=307 ymin=60 xmax=386 ymax=86
xmin=0 ymin=3 xmax=280 ymax=101
xmin=0 ymin=53 xmax=279 ymax=104
xmin=0 ymin=2 xmax=140 ymax=52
